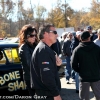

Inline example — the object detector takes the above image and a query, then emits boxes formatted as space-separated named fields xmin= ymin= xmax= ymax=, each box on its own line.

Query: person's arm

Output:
xmin=70 ymin=48 xmax=79 ymax=72
xmin=38 ymin=49 xmax=60 ymax=97
xmin=54 ymin=95 xmax=62 ymax=100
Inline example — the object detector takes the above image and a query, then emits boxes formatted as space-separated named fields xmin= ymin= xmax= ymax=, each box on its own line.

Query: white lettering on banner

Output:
xmin=14 ymin=95 xmax=32 ymax=99
xmin=33 ymin=95 xmax=47 ymax=99
xmin=2 ymin=96 xmax=14 ymax=99
xmin=0 ymin=71 xmax=20 ymax=85
xmin=0 ymin=71 xmax=26 ymax=91
xmin=8 ymin=80 xmax=26 ymax=91
xmin=0 ymin=95 xmax=47 ymax=99
xmin=1 ymin=95 xmax=32 ymax=99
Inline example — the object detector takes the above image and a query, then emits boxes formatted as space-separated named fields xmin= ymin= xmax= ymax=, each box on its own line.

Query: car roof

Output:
xmin=0 ymin=43 xmax=19 ymax=49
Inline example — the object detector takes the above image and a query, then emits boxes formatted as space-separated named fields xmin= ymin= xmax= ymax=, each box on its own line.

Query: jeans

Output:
xmin=65 ymin=56 xmax=71 ymax=81
xmin=75 ymin=72 xmax=79 ymax=90
xmin=71 ymin=70 xmax=75 ymax=79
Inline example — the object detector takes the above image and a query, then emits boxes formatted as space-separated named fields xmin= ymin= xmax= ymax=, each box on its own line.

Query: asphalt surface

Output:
xmin=60 ymin=77 xmax=95 ymax=100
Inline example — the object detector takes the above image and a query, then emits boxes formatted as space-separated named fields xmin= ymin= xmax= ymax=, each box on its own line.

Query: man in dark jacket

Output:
xmin=71 ymin=31 xmax=100 ymax=100
xmin=63 ymin=32 xmax=73 ymax=84
xmin=70 ymin=31 xmax=81 ymax=93
xmin=30 ymin=24 xmax=62 ymax=100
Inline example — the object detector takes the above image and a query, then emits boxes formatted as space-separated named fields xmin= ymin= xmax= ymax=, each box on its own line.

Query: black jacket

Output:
xmin=90 ymin=33 xmax=97 ymax=41
xmin=51 ymin=39 xmax=61 ymax=56
xmin=30 ymin=41 xmax=61 ymax=96
xmin=71 ymin=42 xmax=100 ymax=82
xmin=63 ymin=39 xmax=72 ymax=56
xmin=70 ymin=36 xmax=80 ymax=54
xmin=19 ymin=42 xmax=36 ymax=81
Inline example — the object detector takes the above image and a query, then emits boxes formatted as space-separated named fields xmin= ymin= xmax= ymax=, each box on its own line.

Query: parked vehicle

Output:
xmin=0 ymin=43 xmax=29 ymax=96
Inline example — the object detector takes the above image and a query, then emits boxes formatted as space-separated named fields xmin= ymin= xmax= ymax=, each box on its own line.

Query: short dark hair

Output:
xmin=81 ymin=31 xmax=90 ymax=41
xmin=38 ymin=24 xmax=54 ymax=39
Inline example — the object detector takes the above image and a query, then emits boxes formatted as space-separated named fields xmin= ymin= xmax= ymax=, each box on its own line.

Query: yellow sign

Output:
xmin=5 ymin=48 xmax=20 ymax=63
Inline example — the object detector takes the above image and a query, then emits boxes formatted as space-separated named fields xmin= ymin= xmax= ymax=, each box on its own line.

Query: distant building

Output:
xmin=56 ymin=27 xmax=74 ymax=37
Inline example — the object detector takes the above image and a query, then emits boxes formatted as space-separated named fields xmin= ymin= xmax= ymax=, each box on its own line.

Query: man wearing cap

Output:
xmin=71 ymin=31 xmax=100 ymax=100
xmin=87 ymin=26 xmax=97 ymax=41
xmin=94 ymin=29 xmax=100 ymax=47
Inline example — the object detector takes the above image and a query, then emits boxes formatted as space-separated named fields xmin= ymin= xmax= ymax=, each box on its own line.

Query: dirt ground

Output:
xmin=60 ymin=77 xmax=95 ymax=100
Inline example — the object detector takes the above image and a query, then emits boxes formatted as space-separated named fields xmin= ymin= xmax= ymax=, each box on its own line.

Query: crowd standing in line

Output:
xmin=18 ymin=24 xmax=38 ymax=100
xmin=17 ymin=24 xmax=100 ymax=100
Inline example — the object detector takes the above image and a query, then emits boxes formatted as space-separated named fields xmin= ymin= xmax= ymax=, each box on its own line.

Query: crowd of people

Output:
xmin=18 ymin=24 xmax=100 ymax=100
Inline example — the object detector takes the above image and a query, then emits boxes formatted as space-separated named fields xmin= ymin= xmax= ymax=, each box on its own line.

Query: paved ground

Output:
xmin=60 ymin=77 xmax=95 ymax=100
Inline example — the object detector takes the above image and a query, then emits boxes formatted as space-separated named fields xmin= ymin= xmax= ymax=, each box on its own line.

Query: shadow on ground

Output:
xmin=60 ymin=88 xmax=94 ymax=100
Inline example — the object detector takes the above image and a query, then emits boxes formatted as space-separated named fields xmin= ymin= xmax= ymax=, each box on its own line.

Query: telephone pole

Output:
xmin=64 ymin=0 xmax=67 ymax=27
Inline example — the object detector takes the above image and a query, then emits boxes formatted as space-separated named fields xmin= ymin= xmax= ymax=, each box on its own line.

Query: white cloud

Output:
xmin=23 ymin=0 xmax=91 ymax=11
xmin=68 ymin=0 xmax=91 ymax=11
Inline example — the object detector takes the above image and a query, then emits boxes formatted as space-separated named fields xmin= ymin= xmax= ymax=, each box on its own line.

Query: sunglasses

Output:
xmin=49 ymin=30 xmax=57 ymax=34
xmin=28 ymin=34 xmax=36 ymax=38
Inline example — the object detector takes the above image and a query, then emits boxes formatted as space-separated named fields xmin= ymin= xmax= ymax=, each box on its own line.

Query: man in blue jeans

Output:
xmin=63 ymin=32 xmax=73 ymax=84
xmin=70 ymin=31 xmax=82 ymax=93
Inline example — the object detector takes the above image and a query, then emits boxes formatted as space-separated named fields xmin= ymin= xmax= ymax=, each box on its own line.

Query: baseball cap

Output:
xmin=61 ymin=32 xmax=68 ymax=37
xmin=76 ymin=31 xmax=82 ymax=36
xmin=80 ymin=31 xmax=90 ymax=40
xmin=87 ymin=26 xmax=92 ymax=30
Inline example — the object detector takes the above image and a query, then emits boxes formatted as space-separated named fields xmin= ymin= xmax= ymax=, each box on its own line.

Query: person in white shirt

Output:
xmin=94 ymin=29 xmax=100 ymax=46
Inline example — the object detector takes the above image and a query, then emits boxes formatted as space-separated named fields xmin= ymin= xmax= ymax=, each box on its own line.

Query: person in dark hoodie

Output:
xmin=71 ymin=31 xmax=100 ymax=100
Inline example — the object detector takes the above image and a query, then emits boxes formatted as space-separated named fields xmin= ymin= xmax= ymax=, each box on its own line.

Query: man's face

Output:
xmin=88 ymin=28 xmax=92 ymax=34
xmin=48 ymin=27 xmax=58 ymax=44
xmin=76 ymin=34 xmax=81 ymax=40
